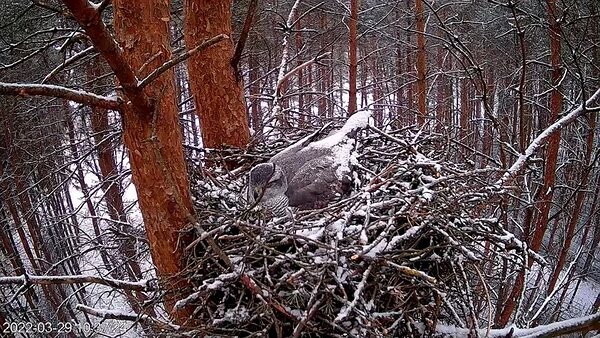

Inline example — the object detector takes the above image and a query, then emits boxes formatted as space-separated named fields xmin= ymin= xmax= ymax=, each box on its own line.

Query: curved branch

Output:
xmin=63 ymin=0 xmax=153 ymax=114
xmin=276 ymin=52 xmax=331 ymax=93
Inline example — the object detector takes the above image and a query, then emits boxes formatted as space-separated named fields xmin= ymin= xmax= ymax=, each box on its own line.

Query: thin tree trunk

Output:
xmin=460 ymin=77 xmax=469 ymax=142
xmin=406 ymin=0 xmax=414 ymax=126
xmin=318 ymin=13 xmax=328 ymax=118
xmin=415 ymin=0 xmax=427 ymax=126
xmin=348 ymin=0 xmax=359 ymax=116
xmin=248 ymin=54 xmax=261 ymax=131
xmin=295 ymin=14 xmax=305 ymax=127
xmin=0 ymin=206 xmax=39 ymax=312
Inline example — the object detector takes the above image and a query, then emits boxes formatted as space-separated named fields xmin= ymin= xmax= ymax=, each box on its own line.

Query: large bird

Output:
xmin=247 ymin=111 xmax=371 ymax=216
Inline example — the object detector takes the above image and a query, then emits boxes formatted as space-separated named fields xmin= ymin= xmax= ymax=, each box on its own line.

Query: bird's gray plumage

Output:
xmin=247 ymin=111 xmax=371 ymax=215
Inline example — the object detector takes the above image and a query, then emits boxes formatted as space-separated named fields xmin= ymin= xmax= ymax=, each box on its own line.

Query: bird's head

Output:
xmin=247 ymin=162 xmax=288 ymax=207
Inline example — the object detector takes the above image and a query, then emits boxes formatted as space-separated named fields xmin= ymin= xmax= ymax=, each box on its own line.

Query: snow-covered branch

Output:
xmin=496 ymin=87 xmax=600 ymax=186
xmin=271 ymin=0 xmax=303 ymax=123
xmin=76 ymin=304 xmax=183 ymax=332
xmin=430 ymin=311 xmax=600 ymax=337
xmin=0 ymin=82 xmax=121 ymax=110
xmin=76 ymin=304 xmax=147 ymax=322
xmin=274 ymin=0 xmax=303 ymax=97
xmin=0 ymin=274 xmax=155 ymax=292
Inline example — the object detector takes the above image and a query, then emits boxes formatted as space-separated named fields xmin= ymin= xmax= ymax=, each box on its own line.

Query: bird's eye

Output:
xmin=253 ymin=190 xmax=260 ymax=200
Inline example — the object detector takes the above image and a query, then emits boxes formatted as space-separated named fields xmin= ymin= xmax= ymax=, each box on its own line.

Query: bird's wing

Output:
xmin=307 ymin=111 xmax=371 ymax=150
xmin=286 ymin=157 xmax=350 ymax=210
xmin=273 ymin=112 xmax=371 ymax=210
xmin=270 ymin=122 xmax=333 ymax=164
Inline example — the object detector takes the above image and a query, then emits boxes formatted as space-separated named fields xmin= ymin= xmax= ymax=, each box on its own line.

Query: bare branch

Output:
xmin=432 ymin=311 xmax=600 ymax=337
xmin=138 ymin=34 xmax=228 ymax=89
xmin=496 ymin=87 xmax=600 ymax=186
xmin=76 ymin=304 xmax=145 ymax=321
xmin=231 ymin=0 xmax=259 ymax=74
xmin=63 ymin=0 xmax=153 ymax=114
xmin=0 ymin=82 xmax=121 ymax=110
xmin=76 ymin=304 xmax=181 ymax=332
xmin=0 ymin=274 xmax=155 ymax=292
xmin=276 ymin=52 xmax=331 ymax=93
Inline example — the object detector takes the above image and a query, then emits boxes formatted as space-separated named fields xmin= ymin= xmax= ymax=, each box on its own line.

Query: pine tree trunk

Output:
xmin=184 ymin=0 xmax=250 ymax=149
xmin=248 ymin=55 xmax=261 ymax=131
xmin=415 ymin=0 xmax=427 ymax=126
xmin=109 ymin=0 xmax=196 ymax=321
xmin=545 ymin=0 xmax=576 ymax=294
xmin=348 ymin=0 xmax=359 ymax=116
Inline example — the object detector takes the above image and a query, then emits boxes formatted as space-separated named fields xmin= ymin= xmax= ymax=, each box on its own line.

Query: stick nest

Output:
xmin=179 ymin=123 xmax=524 ymax=337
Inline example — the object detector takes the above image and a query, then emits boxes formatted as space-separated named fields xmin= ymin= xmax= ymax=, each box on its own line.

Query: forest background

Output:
xmin=0 ymin=0 xmax=599 ymax=337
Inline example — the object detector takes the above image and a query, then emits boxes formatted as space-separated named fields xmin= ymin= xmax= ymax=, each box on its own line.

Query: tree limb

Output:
xmin=496 ymin=86 xmax=600 ymax=186
xmin=0 ymin=274 xmax=155 ymax=292
xmin=76 ymin=304 xmax=146 ymax=321
xmin=63 ymin=0 xmax=153 ymax=114
xmin=276 ymin=52 xmax=331 ymax=93
xmin=431 ymin=311 xmax=600 ymax=337
xmin=76 ymin=304 xmax=181 ymax=332
xmin=519 ymin=311 xmax=600 ymax=338
xmin=0 ymin=82 xmax=121 ymax=110
xmin=138 ymin=34 xmax=228 ymax=89
xmin=231 ymin=0 xmax=259 ymax=75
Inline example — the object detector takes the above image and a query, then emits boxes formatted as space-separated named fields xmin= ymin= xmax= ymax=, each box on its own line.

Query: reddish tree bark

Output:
xmin=63 ymin=0 xmax=198 ymax=323
xmin=0 ymin=186 xmax=39 ymax=312
xmin=348 ymin=0 xmax=359 ymax=116
xmin=184 ymin=0 xmax=250 ymax=149
xmin=415 ymin=0 xmax=427 ymax=126
xmin=111 ymin=0 xmax=196 ymax=322
xmin=460 ymin=77 xmax=469 ymax=141
xmin=526 ymin=0 xmax=563 ymax=286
